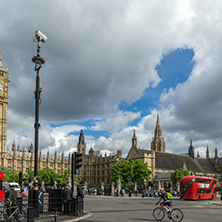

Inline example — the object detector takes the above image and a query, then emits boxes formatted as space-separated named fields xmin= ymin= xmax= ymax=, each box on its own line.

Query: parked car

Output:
xmin=17 ymin=191 xmax=26 ymax=197
xmin=3 ymin=182 xmax=21 ymax=192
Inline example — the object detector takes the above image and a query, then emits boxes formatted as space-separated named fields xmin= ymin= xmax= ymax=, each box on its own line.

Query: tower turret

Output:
xmin=206 ymin=145 xmax=209 ymax=159
xmin=77 ymin=129 xmax=86 ymax=155
xmin=188 ymin=139 xmax=194 ymax=159
xmin=151 ymin=113 xmax=166 ymax=152
xmin=132 ymin=129 xmax=137 ymax=148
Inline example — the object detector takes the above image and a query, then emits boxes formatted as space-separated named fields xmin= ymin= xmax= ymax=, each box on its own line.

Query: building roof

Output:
xmin=137 ymin=148 xmax=217 ymax=175
xmin=155 ymin=172 xmax=171 ymax=179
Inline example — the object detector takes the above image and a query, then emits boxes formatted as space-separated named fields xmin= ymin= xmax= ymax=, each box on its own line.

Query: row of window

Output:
xmin=195 ymin=178 xmax=212 ymax=183
xmin=7 ymin=160 xmax=67 ymax=168
xmin=7 ymin=167 xmax=61 ymax=174
xmin=197 ymin=189 xmax=213 ymax=194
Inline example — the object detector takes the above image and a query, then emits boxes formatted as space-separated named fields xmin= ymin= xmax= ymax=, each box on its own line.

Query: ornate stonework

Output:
xmin=151 ymin=114 xmax=166 ymax=152
xmin=0 ymin=46 xmax=9 ymax=164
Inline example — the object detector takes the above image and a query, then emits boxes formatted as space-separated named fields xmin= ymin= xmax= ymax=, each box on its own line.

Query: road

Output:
xmin=80 ymin=195 xmax=222 ymax=222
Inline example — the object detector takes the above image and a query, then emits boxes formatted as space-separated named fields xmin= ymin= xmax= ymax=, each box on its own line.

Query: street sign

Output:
xmin=128 ymin=178 xmax=131 ymax=186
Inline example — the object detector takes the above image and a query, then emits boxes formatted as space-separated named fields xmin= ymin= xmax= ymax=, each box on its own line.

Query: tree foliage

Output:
xmin=170 ymin=169 xmax=190 ymax=185
xmin=2 ymin=167 xmax=73 ymax=185
xmin=111 ymin=159 xmax=152 ymax=185
xmin=2 ymin=167 xmax=19 ymax=182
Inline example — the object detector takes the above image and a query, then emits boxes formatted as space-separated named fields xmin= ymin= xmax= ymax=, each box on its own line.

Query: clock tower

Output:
xmin=0 ymin=46 xmax=9 ymax=166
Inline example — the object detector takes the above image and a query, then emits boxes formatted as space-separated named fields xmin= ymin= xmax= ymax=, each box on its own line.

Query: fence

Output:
xmin=0 ymin=191 xmax=84 ymax=222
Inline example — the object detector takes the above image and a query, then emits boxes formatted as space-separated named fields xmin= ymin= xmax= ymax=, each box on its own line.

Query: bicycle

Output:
xmin=153 ymin=202 xmax=184 ymax=222
xmin=0 ymin=204 xmax=26 ymax=222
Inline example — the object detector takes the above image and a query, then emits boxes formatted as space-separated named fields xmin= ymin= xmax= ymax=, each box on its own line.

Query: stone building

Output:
xmin=4 ymin=141 xmax=72 ymax=174
xmin=0 ymin=46 xmax=9 ymax=165
xmin=127 ymin=115 xmax=222 ymax=187
xmin=4 ymin=131 xmax=123 ymax=187
xmin=75 ymin=129 xmax=124 ymax=185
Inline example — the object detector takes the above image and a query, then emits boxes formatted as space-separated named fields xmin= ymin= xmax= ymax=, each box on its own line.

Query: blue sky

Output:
xmin=1 ymin=0 xmax=222 ymax=158
xmin=84 ymin=48 xmax=195 ymax=140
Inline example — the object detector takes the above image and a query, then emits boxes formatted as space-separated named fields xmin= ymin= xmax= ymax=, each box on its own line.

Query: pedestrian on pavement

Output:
xmin=135 ymin=189 xmax=138 ymax=197
xmin=142 ymin=190 xmax=145 ymax=198
xmin=61 ymin=184 xmax=73 ymax=215
xmin=77 ymin=187 xmax=85 ymax=198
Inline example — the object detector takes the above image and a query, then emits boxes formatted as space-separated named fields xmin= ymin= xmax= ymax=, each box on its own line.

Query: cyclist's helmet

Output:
xmin=159 ymin=188 xmax=165 ymax=192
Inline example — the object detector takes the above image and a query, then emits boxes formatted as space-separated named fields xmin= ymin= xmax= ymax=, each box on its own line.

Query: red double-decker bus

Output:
xmin=180 ymin=176 xmax=217 ymax=200
xmin=0 ymin=167 xmax=4 ymax=200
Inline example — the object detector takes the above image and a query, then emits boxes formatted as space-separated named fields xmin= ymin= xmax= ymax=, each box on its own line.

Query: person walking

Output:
xmin=77 ymin=187 xmax=85 ymax=198
xmin=61 ymin=184 xmax=73 ymax=215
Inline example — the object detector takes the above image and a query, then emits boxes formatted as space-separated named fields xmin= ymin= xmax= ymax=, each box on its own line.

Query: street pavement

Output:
xmin=34 ymin=195 xmax=222 ymax=222
xmin=76 ymin=195 xmax=222 ymax=222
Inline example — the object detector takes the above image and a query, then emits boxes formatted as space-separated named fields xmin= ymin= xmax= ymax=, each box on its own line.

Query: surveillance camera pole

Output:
xmin=32 ymin=31 xmax=46 ymax=217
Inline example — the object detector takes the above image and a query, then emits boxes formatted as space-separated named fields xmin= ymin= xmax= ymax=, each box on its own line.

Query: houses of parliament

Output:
xmin=0 ymin=48 xmax=222 ymax=187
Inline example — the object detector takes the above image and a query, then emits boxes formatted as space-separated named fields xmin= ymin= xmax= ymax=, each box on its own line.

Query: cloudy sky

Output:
xmin=1 ymin=0 xmax=222 ymax=158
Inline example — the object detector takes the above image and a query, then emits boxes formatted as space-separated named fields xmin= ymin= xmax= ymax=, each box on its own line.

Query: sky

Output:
xmin=0 ymin=0 xmax=222 ymax=159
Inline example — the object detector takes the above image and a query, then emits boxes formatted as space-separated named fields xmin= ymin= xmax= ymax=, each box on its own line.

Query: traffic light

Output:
xmin=19 ymin=171 xmax=22 ymax=186
xmin=74 ymin=152 xmax=82 ymax=175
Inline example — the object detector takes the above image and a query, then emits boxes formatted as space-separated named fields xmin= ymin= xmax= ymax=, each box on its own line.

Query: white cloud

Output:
xmin=1 ymin=0 xmax=222 ymax=158
xmin=91 ymin=111 xmax=140 ymax=133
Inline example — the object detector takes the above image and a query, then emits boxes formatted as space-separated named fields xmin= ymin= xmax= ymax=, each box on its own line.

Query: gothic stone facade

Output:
xmin=127 ymin=116 xmax=222 ymax=187
xmin=4 ymin=134 xmax=123 ymax=186
xmin=75 ymin=130 xmax=124 ymax=185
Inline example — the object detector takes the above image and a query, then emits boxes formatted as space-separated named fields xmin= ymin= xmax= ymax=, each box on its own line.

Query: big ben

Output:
xmin=0 ymin=46 xmax=9 ymax=166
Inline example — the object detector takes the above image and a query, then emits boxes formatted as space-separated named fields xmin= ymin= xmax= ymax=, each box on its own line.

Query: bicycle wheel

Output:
xmin=171 ymin=208 xmax=184 ymax=222
xmin=153 ymin=207 xmax=165 ymax=221
xmin=0 ymin=212 xmax=7 ymax=222
xmin=18 ymin=210 xmax=26 ymax=221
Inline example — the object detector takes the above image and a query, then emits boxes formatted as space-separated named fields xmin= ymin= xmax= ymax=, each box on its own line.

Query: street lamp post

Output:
xmin=32 ymin=30 xmax=47 ymax=216
xmin=129 ymin=159 xmax=132 ymax=197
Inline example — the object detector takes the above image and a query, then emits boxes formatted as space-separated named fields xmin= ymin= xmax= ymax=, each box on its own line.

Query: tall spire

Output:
xmin=215 ymin=147 xmax=218 ymax=159
xmin=206 ymin=145 xmax=209 ymax=159
xmin=188 ymin=139 xmax=194 ymax=159
xmin=151 ymin=113 xmax=166 ymax=152
xmin=77 ymin=129 xmax=86 ymax=155
xmin=154 ymin=113 xmax=162 ymax=137
xmin=157 ymin=112 xmax=160 ymax=124
xmin=79 ymin=129 xmax=85 ymax=145
xmin=132 ymin=129 xmax=137 ymax=148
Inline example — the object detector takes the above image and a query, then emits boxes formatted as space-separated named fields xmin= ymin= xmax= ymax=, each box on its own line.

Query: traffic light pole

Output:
xmin=71 ymin=153 xmax=74 ymax=193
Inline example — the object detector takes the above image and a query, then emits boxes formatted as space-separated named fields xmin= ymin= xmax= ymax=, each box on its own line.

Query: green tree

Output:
xmin=2 ymin=167 xmax=19 ymax=182
xmin=170 ymin=169 xmax=190 ymax=185
xmin=23 ymin=166 xmax=34 ymax=183
xmin=111 ymin=159 xmax=152 ymax=185
xmin=2 ymin=166 xmax=74 ymax=185
xmin=25 ymin=167 xmax=76 ymax=185
xmin=37 ymin=167 xmax=58 ymax=184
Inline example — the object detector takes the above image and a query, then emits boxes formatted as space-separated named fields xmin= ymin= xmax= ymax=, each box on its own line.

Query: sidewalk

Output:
xmin=210 ymin=200 xmax=222 ymax=206
xmin=35 ymin=212 xmax=92 ymax=222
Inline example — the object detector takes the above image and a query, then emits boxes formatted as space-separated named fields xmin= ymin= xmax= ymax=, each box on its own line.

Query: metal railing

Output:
xmin=0 ymin=193 xmax=84 ymax=222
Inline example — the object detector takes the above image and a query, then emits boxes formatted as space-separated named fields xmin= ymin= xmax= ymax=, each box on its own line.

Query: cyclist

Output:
xmin=156 ymin=188 xmax=172 ymax=220
xmin=5 ymin=185 xmax=18 ymax=221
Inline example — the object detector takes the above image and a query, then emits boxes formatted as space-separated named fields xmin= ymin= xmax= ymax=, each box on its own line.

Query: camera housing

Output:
xmin=35 ymin=30 xmax=47 ymax=43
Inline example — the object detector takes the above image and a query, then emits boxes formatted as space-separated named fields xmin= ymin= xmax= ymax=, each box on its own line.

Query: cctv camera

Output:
xmin=35 ymin=30 xmax=47 ymax=43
